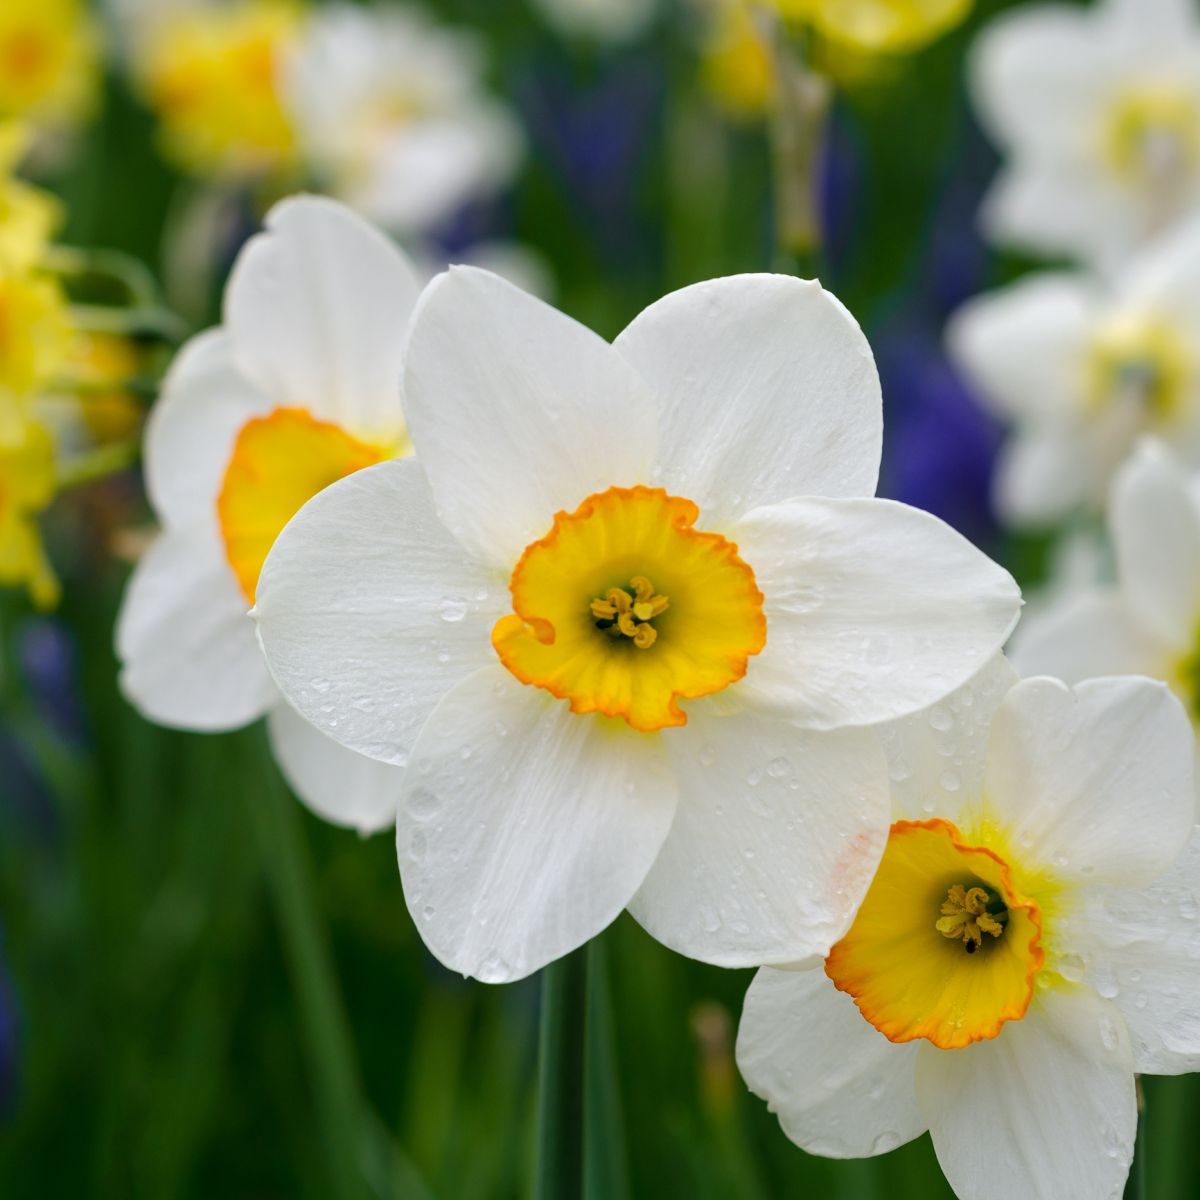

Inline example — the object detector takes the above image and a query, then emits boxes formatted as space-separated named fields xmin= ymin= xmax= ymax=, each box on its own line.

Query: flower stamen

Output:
xmin=590 ymin=576 xmax=669 ymax=649
xmin=936 ymin=883 xmax=1008 ymax=953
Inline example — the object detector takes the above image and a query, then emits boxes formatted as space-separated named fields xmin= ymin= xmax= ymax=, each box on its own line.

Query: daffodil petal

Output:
xmin=401 ymin=265 xmax=657 ymax=569
xmin=398 ymin=665 xmax=678 ymax=982
xmin=1112 ymin=438 xmax=1200 ymax=646
xmin=253 ymin=457 xmax=504 ymax=766
xmin=1008 ymin=590 xmax=1175 ymax=683
xmin=733 ymin=497 xmax=1021 ymax=729
xmin=266 ymin=702 xmax=403 ymax=837
xmin=946 ymin=273 xmax=1094 ymax=425
xmin=881 ymin=654 xmax=1018 ymax=825
xmin=117 ymin=523 xmax=276 ymax=731
xmin=1070 ymin=828 xmax=1200 ymax=1074
xmin=628 ymin=710 xmax=890 ymax=967
xmin=612 ymin=274 xmax=881 ymax=524
xmin=143 ymin=328 xmax=272 ymax=530
xmin=735 ymin=966 xmax=925 ymax=1159
xmin=225 ymin=194 xmax=421 ymax=441
xmin=982 ymin=676 xmax=1194 ymax=888
xmin=916 ymin=986 xmax=1136 ymax=1200
xmin=980 ymin=162 xmax=1134 ymax=275
xmin=992 ymin=427 xmax=1096 ymax=528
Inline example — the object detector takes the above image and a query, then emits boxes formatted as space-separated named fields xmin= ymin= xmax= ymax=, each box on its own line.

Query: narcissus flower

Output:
xmin=0 ymin=0 xmax=100 ymax=130
xmin=129 ymin=0 xmax=302 ymax=180
xmin=285 ymin=4 xmax=522 ymax=235
xmin=948 ymin=215 xmax=1200 ymax=527
xmin=253 ymin=265 xmax=1020 ymax=982
xmin=971 ymin=0 xmax=1200 ymax=270
xmin=529 ymin=0 xmax=657 ymax=44
xmin=738 ymin=668 xmax=1198 ymax=1200
xmin=117 ymin=196 xmax=422 ymax=834
xmin=0 ymin=414 xmax=59 ymax=607
xmin=0 ymin=123 xmax=61 ymax=268
xmin=779 ymin=0 xmax=972 ymax=55
xmin=1012 ymin=438 xmax=1200 ymax=735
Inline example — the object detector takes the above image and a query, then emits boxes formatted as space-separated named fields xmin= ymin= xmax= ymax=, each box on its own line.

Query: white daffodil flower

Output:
xmin=971 ymin=0 xmax=1200 ymax=271
xmin=1012 ymin=439 xmax=1200 ymax=736
xmin=737 ymin=665 xmax=1199 ymax=1200
xmin=285 ymin=4 xmax=522 ymax=236
xmin=117 ymin=195 xmax=424 ymax=835
xmin=252 ymin=265 xmax=1021 ymax=982
xmin=948 ymin=214 xmax=1200 ymax=527
xmin=528 ymin=0 xmax=657 ymax=44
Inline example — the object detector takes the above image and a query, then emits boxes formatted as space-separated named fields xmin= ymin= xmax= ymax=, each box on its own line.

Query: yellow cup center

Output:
xmin=825 ymin=819 xmax=1044 ymax=1049
xmin=492 ymin=485 xmax=766 ymax=732
xmin=216 ymin=406 xmax=393 ymax=604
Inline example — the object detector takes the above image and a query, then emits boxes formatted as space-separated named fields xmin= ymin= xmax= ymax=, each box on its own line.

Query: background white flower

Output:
xmin=116 ymin=195 xmax=422 ymax=835
xmin=947 ymin=214 xmax=1200 ymax=526
xmin=1011 ymin=438 xmax=1200 ymax=744
xmin=252 ymin=265 xmax=1021 ymax=983
xmin=528 ymin=0 xmax=657 ymax=44
xmin=738 ymin=668 xmax=1199 ymax=1200
xmin=286 ymin=4 xmax=523 ymax=236
xmin=971 ymin=0 xmax=1200 ymax=271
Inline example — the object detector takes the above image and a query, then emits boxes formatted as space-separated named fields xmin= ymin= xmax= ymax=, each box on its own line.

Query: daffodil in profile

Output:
xmin=1012 ymin=438 xmax=1200 ymax=735
xmin=737 ymin=664 xmax=1198 ymax=1200
xmin=116 ymin=196 xmax=423 ymax=834
xmin=971 ymin=0 xmax=1200 ymax=270
xmin=780 ymin=0 xmax=972 ymax=56
xmin=948 ymin=214 xmax=1200 ymax=527
xmin=253 ymin=264 xmax=1021 ymax=982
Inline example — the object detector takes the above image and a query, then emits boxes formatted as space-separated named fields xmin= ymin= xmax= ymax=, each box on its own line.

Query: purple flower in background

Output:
xmin=17 ymin=618 xmax=84 ymax=745
xmin=516 ymin=55 xmax=662 ymax=260
xmin=876 ymin=322 xmax=1001 ymax=547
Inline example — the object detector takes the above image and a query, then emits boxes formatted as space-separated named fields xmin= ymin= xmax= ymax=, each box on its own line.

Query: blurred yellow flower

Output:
xmin=136 ymin=0 xmax=303 ymax=180
xmin=0 ymin=413 xmax=59 ymax=608
xmin=0 ymin=122 xmax=62 ymax=267
xmin=776 ymin=0 xmax=972 ymax=54
xmin=0 ymin=0 xmax=100 ymax=128
xmin=701 ymin=5 xmax=775 ymax=118
xmin=0 ymin=262 xmax=72 ymax=432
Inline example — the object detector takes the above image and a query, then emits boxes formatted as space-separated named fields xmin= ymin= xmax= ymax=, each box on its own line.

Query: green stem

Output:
xmin=55 ymin=441 xmax=139 ymax=490
xmin=583 ymin=939 xmax=629 ymax=1200
xmin=1124 ymin=1078 xmax=1146 ymax=1200
xmin=247 ymin=735 xmax=370 ymax=1200
xmin=535 ymin=946 xmax=589 ymax=1200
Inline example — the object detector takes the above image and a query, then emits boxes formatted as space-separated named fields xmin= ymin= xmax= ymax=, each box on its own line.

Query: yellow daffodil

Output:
xmin=0 ymin=123 xmax=61 ymax=267
xmin=134 ymin=0 xmax=303 ymax=180
xmin=777 ymin=0 xmax=972 ymax=55
xmin=0 ymin=0 xmax=99 ymax=129
xmin=0 ymin=259 xmax=72 ymax=436
xmin=0 ymin=413 xmax=59 ymax=608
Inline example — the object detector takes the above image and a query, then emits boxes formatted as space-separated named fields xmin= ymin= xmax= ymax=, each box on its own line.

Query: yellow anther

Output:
xmin=632 ymin=623 xmax=657 ymax=649
xmin=591 ymin=575 xmax=669 ymax=650
xmin=936 ymin=883 xmax=1007 ymax=953
xmin=607 ymin=587 xmax=632 ymax=614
